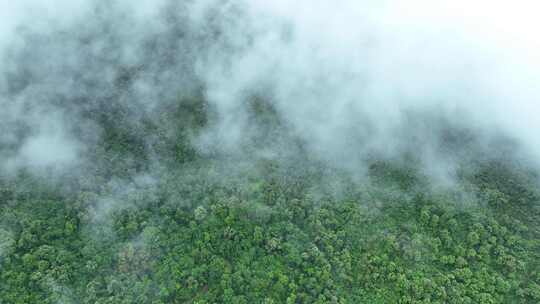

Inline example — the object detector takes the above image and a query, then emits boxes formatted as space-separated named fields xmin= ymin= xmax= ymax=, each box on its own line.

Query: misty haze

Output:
xmin=1 ymin=1 xmax=540 ymax=303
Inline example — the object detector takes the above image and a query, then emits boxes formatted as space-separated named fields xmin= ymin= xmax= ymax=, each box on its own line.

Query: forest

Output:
xmin=1 ymin=1 xmax=540 ymax=304
xmin=1 ymin=93 xmax=540 ymax=303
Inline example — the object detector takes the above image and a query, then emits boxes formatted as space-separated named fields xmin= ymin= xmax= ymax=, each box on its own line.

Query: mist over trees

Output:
xmin=1 ymin=1 xmax=540 ymax=303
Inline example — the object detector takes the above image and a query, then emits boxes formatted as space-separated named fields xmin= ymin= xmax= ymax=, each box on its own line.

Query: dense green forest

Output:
xmin=1 ymin=2 xmax=540 ymax=304
xmin=1 ymin=93 xmax=540 ymax=304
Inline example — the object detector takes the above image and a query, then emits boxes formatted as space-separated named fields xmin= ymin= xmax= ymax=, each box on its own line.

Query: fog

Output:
xmin=1 ymin=2 xmax=539 ymax=302
xmin=196 ymin=0 xmax=540 ymax=181
xmin=1 ymin=0 xmax=539 ymax=184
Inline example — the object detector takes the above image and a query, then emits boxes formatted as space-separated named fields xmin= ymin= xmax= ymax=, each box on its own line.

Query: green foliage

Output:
xmin=2 ymin=160 xmax=539 ymax=303
xmin=1 ymin=97 xmax=540 ymax=303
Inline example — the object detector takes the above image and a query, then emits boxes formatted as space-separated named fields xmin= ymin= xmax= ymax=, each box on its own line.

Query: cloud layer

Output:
xmin=1 ymin=0 xmax=539 ymax=183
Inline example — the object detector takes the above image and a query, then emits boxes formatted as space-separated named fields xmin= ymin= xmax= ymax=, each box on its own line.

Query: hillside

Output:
xmin=1 ymin=1 xmax=540 ymax=303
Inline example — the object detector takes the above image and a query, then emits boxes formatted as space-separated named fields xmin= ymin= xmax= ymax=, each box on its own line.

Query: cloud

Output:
xmin=192 ymin=0 xmax=540 ymax=179
xmin=0 ymin=0 xmax=539 ymax=185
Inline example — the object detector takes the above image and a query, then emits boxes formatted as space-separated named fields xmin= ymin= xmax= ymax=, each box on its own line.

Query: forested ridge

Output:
xmin=1 ymin=1 xmax=540 ymax=304
xmin=1 ymin=94 xmax=540 ymax=304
